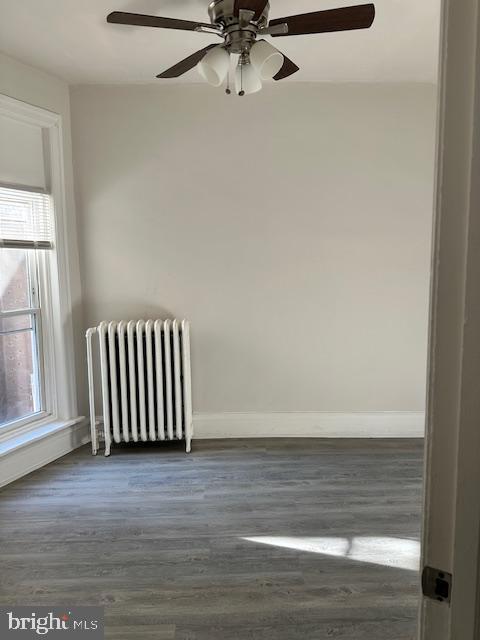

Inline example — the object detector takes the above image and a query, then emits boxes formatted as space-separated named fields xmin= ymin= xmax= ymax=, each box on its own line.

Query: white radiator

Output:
xmin=86 ymin=319 xmax=192 ymax=456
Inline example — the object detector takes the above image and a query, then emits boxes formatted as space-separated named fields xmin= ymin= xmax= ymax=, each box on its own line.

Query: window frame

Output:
xmin=0 ymin=95 xmax=79 ymax=441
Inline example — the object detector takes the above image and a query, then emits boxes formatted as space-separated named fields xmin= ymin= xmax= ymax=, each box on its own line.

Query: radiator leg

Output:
xmin=86 ymin=328 xmax=98 ymax=457
xmin=104 ymin=425 xmax=111 ymax=457
xmin=91 ymin=426 xmax=98 ymax=455
xmin=186 ymin=437 xmax=192 ymax=454
xmin=91 ymin=423 xmax=98 ymax=456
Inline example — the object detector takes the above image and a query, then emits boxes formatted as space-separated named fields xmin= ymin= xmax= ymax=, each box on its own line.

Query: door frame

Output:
xmin=420 ymin=0 xmax=480 ymax=638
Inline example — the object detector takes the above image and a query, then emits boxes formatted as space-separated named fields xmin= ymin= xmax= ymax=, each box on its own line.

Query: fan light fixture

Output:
xmin=197 ymin=45 xmax=230 ymax=86
xmin=107 ymin=2 xmax=376 ymax=98
xmin=250 ymin=40 xmax=284 ymax=79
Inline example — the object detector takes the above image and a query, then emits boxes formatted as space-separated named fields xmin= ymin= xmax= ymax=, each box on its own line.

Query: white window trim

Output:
xmin=0 ymin=94 xmax=79 ymax=442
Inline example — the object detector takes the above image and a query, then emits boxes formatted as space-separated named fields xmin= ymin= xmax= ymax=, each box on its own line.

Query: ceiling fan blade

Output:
xmin=107 ymin=11 xmax=213 ymax=32
xmin=269 ymin=3 xmax=375 ymax=37
xmin=234 ymin=0 xmax=269 ymax=21
xmin=157 ymin=44 xmax=218 ymax=78
xmin=273 ymin=54 xmax=300 ymax=80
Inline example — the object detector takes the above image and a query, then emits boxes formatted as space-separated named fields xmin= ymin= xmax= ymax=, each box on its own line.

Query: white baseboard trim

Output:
xmin=193 ymin=412 xmax=425 ymax=439
xmin=0 ymin=419 xmax=89 ymax=488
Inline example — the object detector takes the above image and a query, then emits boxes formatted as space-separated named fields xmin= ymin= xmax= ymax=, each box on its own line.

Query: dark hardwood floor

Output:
xmin=0 ymin=439 xmax=423 ymax=639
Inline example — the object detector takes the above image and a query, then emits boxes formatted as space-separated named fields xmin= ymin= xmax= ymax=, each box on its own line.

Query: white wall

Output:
xmin=70 ymin=82 xmax=436 ymax=434
xmin=0 ymin=53 xmax=86 ymax=415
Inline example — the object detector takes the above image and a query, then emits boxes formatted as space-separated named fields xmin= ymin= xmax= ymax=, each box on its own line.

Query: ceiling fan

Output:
xmin=107 ymin=1 xmax=375 ymax=96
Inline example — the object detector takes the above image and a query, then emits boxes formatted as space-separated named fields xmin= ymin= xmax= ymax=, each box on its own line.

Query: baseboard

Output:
xmin=0 ymin=420 xmax=89 ymax=488
xmin=193 ymin=412 xmax=425 ymax=439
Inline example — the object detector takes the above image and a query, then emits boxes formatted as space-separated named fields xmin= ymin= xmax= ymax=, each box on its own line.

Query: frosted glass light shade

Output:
xmin=235 ymin=63 xmax=262 ymax=95
xmin=250 ymin=40 xmax=284 ymax=79
xmin=197 ymin=46 xmax=230 ymax=87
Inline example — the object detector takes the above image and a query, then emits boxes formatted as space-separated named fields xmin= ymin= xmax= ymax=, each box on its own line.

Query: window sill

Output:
xmin=0 ymin=416 xmax=85 ymax=457
xmin=0 ymin=412 xmax=51 ymax=439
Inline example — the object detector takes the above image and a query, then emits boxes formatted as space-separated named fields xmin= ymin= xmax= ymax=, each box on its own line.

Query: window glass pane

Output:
xmin=0 ymin=246 xmax=41 ymax=428
xmin=0 ymin=329 xmax=40 ymax=426
xmin=0 ymin=249 xmax=32 ymax=312
xmin=0 ymin=314 xmax=33 ymax=333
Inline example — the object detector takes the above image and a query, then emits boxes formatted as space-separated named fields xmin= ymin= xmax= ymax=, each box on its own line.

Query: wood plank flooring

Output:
xmin=0 ymin=439 xmax=423 ymax=639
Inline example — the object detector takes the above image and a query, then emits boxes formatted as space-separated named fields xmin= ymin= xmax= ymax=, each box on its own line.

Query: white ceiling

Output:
xmin=0 ymin=0 xmax=440 ymax=84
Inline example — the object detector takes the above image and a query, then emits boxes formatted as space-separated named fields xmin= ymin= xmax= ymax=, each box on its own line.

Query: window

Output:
xmin=0 ymin=95 xmax=79 ymax=444
xmin=0 ymin=187 xmax=53 ymax=429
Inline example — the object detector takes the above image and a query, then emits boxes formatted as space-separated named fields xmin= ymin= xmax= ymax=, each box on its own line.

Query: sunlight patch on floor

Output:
xmin=242 ymin=535 xmax=420 ymax=571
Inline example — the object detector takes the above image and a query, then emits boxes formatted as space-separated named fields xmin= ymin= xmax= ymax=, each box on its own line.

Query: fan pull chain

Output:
xmin=225 ymin=71 xmax=231 ymax=95
xmin=239 ymin=63 xmax=245 ymax=97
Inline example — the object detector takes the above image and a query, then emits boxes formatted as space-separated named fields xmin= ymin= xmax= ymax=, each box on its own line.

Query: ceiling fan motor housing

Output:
xmin=208 ymin=0 xmax=270 ymax=53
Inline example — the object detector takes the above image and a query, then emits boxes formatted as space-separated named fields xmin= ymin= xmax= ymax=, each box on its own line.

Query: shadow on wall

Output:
xmin=86 ymin=302 xmax=176 ymax=326
xmin=69 ymin=299 xmax=87 ymax=416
